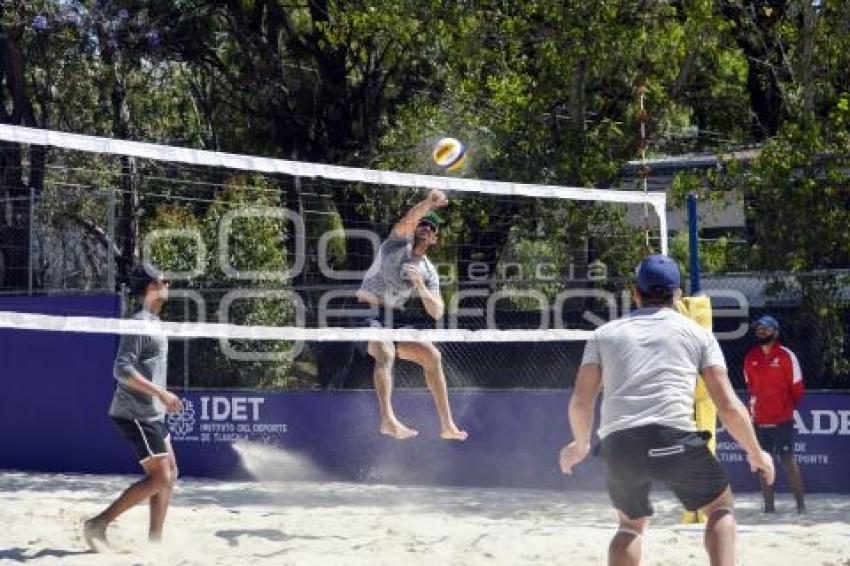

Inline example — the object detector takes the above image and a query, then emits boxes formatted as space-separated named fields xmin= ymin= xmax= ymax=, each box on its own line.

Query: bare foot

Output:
xmin=83 ymin=518 xmax=110 ymax=553
xmin=440 ymin=427 xmax=468 ymax=441
xmin=379 ymin=421 xmax=419 ymax=440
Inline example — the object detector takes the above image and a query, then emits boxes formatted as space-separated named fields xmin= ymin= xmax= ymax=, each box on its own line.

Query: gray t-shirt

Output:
xmin=581 ymin=307 xmax=727 ymax=439
xmin=359 ymin=233 xmax=439 ymax=308
xmin=108 ymin=308 xmax=168 ymax=422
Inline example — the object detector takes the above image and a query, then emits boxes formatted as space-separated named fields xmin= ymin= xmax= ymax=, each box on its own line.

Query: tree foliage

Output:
xmin=3 ymin=1 xmax=850 ymax=385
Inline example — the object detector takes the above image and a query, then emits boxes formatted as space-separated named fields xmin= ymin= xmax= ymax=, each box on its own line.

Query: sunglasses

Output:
xmin=417 ymin=222 xmax=438 ymax=232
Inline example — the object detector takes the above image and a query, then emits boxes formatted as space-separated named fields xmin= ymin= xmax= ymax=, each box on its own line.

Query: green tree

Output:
xmin=147 ymin=177 xmax=299 ymax=389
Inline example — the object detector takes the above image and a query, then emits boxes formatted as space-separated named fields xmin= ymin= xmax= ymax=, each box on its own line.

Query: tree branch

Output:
xmin=61 ymin=213 xmax=124 ymax=265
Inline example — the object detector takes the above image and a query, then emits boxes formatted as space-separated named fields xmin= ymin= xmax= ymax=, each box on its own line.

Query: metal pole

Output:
xmin=28 ymin=187 xmax=34 ymax=295
xmin=184 ymin=295 xmax=190 ymax=390
xmin=106 ymin=187 xmax=116 ymax=292
xmin=637 ymin=84 xmax=652 ymax=254
xmin=687 ymin=193 xmax=701 ymax=294
xmin=119 ymin=283 xmax=128 ymax=317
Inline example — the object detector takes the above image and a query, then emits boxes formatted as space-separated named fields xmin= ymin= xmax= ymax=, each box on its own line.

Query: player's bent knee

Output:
xmin=156 ymin=473 xmax=176 ymax=492
xmin=616 ymin=512 xmax=648 ymax=536
xmin=369 ymin=342 xmax=395 ymax=365
xmin=399 ymin=343 xmax=441 ymax=369
xmin=164 ymin=467 xmax=178 ymax=489
xmin=153 ymin=473 xmax=176 ymax=492
xmin=147 ymin=457 xmax=176 ymax=490
xmin=702 ymin=486 xmax=734 ymax=516
xmin=424 ymin=347 xmax=442 ymax=367
xmin=707 ymin=506 xmax=733 ymax=523
xmin=615 ymin=527 xmax=643 ymax=539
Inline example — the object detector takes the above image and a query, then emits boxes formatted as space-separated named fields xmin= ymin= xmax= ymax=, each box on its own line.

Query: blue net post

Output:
xmin=687 ymin=193 xmax=700 ymax=294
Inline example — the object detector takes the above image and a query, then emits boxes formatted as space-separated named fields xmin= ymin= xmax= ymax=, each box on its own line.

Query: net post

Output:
xmin=636 ymin=83 xmax=652 ymax=252
xmin=687 ymin=193 xmax=700 ymax=293
xmin=656 ymin=199 xmax=669 ymax=256
xmin=676 ymin=295 xmax=717 ymax=524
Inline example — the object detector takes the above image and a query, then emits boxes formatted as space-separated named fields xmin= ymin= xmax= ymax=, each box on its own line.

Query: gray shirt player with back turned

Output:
xmin=559 ymin=254 xmax=774 ymax=566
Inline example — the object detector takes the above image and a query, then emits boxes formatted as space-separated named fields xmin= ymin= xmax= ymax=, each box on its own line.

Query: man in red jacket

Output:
xmin=743 ymin=315 xmax=806 ymax=513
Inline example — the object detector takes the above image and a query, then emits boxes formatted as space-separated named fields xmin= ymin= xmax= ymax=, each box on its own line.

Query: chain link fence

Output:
xmin=0 ymin=186 xmax=115 ymax=295
xmin=0 ymin=189 xmax=35 ymax=294
xmin=306 ymin=273 xmax=850 ymax=391
xmin=2 ymin=182 xmax=849 ymax=391
xmin=700 ymin=271 xmax=850 ymax=390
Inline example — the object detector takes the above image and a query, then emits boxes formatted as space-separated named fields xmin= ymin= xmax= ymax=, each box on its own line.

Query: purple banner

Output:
xmin=164 ymin=389 xmax=850 ymax=493
xmin=168 ymin=389 xmax=584 ymax=488
xmin=1 ymin=295 xmax=848 ymax=493
xmin=0 ymin=294 xmax=134 ymax=475
xmin=716 ymin=394 xmax=850 ymax=493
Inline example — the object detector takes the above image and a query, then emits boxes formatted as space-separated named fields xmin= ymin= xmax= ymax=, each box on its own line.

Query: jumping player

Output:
xmin=356 ymin=189 xmax=467 ymax=441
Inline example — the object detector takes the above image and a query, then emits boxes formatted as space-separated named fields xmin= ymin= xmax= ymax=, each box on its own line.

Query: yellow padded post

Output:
xmin=676 ymin=295 xmax=717 ymax=524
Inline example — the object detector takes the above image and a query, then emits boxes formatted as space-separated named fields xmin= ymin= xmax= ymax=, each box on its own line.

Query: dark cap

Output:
xmin=635 ymin=254 xmax=680 ymax=293
xmin=128 ymin=262 xmax=165 ymax=295
xmin=752 ymin=315 xmax=780 ymax=330
xmin=418 ymin=211 xmax=443 ymax=231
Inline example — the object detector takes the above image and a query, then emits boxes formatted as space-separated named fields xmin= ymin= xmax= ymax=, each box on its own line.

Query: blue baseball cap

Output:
xmin=635 ymin=254 xmax=680 ymax=293
xmin=752 ymin=315 xmax=780 ymax=330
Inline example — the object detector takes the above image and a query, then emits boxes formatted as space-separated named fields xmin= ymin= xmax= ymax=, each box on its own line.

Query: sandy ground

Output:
xmin=0 ymin=470 xmax=848 ymax=566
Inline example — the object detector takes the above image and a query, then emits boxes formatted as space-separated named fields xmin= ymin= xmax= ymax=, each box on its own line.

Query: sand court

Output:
xmin=1 ymin=468 xmax=848 ymax=566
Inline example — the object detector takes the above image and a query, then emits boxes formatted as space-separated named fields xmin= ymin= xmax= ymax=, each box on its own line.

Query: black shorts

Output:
xmin=363 ymin=304 xmax=435 ymax=331
xmin=112 ymin=417 xmax=171 ymax=463
xmin=356 ymin=304 xmax=435 ymax=354
xmin=756 ymin=420 xmax=796 ymax=456
xmin=600 ymin=424 xmax=729 ymax=519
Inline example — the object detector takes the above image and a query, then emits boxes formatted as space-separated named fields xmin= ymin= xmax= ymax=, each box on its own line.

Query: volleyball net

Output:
xmin=0 ymin=125 xmax=668 ymax=389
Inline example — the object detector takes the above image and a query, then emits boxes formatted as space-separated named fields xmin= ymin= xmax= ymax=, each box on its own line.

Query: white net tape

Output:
xmin=0 ymin=125 xmax=666 ymax=343
xmin=0 ymin=311 xmax=591 ymax=342
xmin=0 ymin=124 xmax=668 ymax=233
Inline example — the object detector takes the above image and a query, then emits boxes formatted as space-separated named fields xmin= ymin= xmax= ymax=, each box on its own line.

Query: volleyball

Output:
xmin=432 ymin=137 xmax=467 ymax=172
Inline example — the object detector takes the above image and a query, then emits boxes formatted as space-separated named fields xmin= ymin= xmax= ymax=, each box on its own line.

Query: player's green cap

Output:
xmin=418 ymin=211 xmax=443 ymax=231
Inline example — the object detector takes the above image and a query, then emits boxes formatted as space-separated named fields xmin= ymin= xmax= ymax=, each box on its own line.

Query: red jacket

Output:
xmin=743 ymin=342 xmax=805 ymax=426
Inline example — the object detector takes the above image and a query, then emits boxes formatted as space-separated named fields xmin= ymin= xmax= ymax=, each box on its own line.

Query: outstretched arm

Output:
xmin=560 ymin=363 xmax=602 ymax=474
xmin=391 ymin=189 xmax=448 ymax=239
